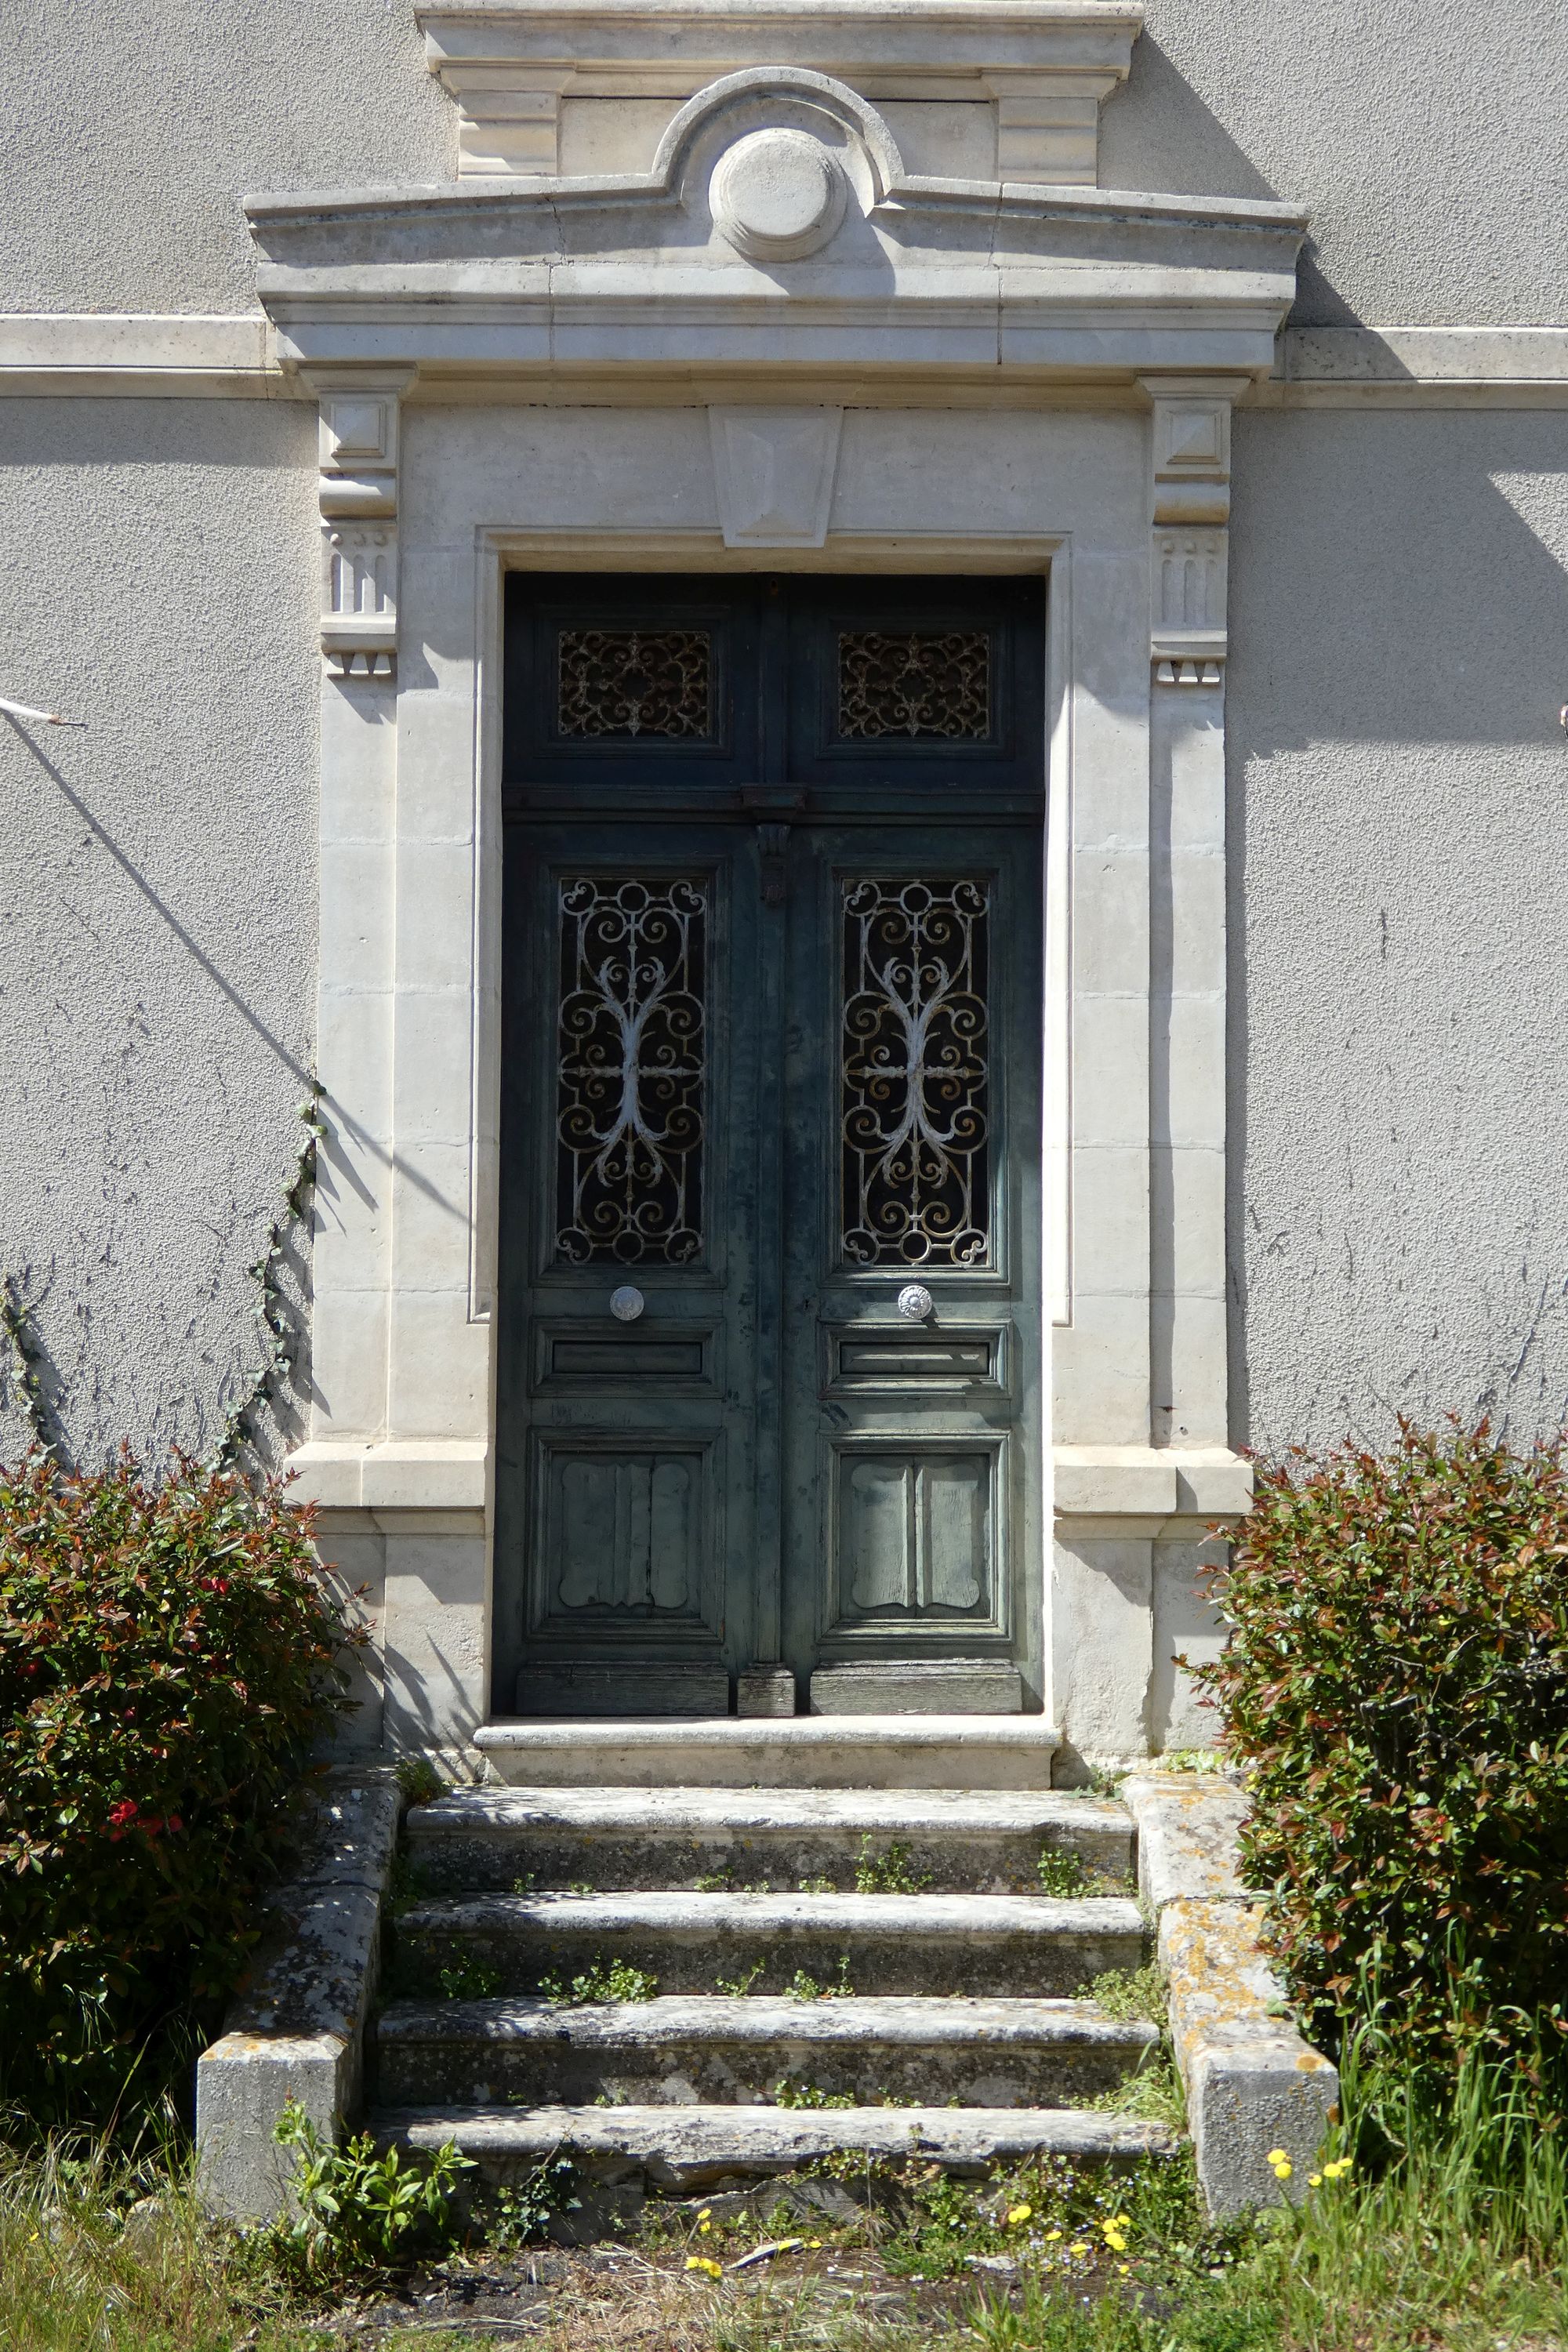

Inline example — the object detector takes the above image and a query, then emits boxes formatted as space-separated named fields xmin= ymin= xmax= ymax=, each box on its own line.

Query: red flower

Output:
xmin=108 ymin=1800 xmax=138 ymax=1827
xmin=200 ymin=1577 xmax=230 ymax=1595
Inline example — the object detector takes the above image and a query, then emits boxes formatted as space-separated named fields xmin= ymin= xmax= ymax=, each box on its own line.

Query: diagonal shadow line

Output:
xmin=3 ymin=713 xmax=461 ymax=1224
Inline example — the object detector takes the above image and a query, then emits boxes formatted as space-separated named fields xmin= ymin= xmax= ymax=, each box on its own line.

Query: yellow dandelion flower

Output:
xmin=1118 ymin=2263 xmax=1131 ymax=2277
xmin=1265 ymin=2149 xmax=1289 ymax=2166
xmin=698 ymin=2208 xmax=712 ymax=2220
xmin=1069 ymin=2239 xmax=1091 ymax=2256
xmin=685 ymin=2256 xmax=723 ymax=2278
xmin=1045 ymin=2228 xmax=1062 ymax=2241
xmin=808 ymin=2239 xmax=823 ymax=2249
xmin=699 ymin=2220 xmax=712 ymax=2234
xmin=1308 ymin=2172 xmax=1323 ymax=2188
xmin=1271 ymin=2161 xmax=1294 ymax=2182
xmin=1006 ymin=2204 xmax=1033 ymax=2226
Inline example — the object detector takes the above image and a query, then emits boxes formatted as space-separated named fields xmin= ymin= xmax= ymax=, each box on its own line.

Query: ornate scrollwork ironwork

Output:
xmin=840 ymin=878 xmax=990 ymax=1268
xmin=557 ymin=629 xmax=713 ymax=739
xmin=837 ymin=631 xmax=991 ymax=740
xmin=555 ymin=877 xmax=706 ymax=1265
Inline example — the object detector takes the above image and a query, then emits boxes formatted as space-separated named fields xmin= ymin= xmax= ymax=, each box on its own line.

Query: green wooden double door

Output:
xmin=495 ymin=575 xmax=1045 ymax=1717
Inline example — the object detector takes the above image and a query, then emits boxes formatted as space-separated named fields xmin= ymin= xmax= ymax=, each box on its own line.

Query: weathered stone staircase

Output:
xmin=368 ymin=1721 xmax=1175 ymax=2198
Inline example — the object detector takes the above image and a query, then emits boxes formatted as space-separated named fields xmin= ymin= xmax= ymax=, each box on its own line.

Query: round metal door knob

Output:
xmin=609 ymin=1285 xmax=646 ymax=1323
xmin=896 ymin=1283 xmax=935 ymax=1323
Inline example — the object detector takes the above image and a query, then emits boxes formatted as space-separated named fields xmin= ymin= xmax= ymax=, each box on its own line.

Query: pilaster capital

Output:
xmin=1138 ymin=375 xmax=1247 ymax=687
xmin=299 ymin=367 xmax=417 ymax=682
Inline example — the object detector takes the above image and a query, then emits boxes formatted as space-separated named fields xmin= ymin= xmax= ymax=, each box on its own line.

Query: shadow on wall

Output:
xmin=1097 ymin=33 xmax=1355 ymax=329
xmin=1225 ymin=412 xmax=1568 ymax=1453
xmin=1229 ymin=414 xmax=1568 ymax=752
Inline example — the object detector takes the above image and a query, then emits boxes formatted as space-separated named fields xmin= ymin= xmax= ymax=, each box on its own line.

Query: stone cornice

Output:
xmin=244 ymin=67 xmax=1304 ymax=383
xmin=419 ymin=0 xmax=1144 ymax=181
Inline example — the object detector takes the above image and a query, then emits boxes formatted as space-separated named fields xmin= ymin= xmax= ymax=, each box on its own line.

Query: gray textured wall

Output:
xmin=1102 ymin=0 xmax=1568 ymax=328
xmin=0 ymin=397 xmax=320 ymax=1465
xmin=0 ymin=0 xmax=453 ymax=315
xmin=1228 ymin=408 xmax=1568 ymax=1451
xmin=4 ymin=0 xmax=1566 ymax=325
xmin=3 ymin=9 xmax=1566 ymax=1471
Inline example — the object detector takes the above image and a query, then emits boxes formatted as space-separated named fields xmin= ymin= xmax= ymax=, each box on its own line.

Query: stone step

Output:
xmin=376 ymin=2101 xmax=1177 ymax=2192
xmin=395 ymin=1889 xmax=1145 ymax=1999
xmin=374 ymin=1991 xmax=1157 ymax=2109
xmin=405 ymin=1785 xmax=1132 ymax=1896
xmin=473 ymin=1715 xmax=1059 ymax=1791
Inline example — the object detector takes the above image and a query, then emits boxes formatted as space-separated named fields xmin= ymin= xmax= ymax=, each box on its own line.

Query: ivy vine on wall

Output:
xmin=1 ymin=1081 xmax=326 ymax=1479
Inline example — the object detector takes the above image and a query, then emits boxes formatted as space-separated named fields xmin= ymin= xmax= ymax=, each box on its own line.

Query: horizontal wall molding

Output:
xmin=1258 ymin=325 xmax=1568 ymax=408
xmin=8 ymin=314 xmax=1568 ymax=405
xmin=0 ymin=313 xmax=289 ymax=397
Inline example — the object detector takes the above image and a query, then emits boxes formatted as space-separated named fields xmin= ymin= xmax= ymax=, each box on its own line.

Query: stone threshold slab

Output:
xmin=474 ymin=1715 xmax=1061 ymax=1788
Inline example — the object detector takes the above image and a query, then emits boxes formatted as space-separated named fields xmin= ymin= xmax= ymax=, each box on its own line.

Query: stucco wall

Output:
xmin=4 ymin=0 xmax=1566 ymax=325
xmin=1228 ymin=408 xmax=1568 ymax=1450
xmin=0 ymin=0 xmax=452 ymax=316
xmin=0 ymin=397 xmax=320 ymax=1464
xmin=1104 ymin=0 xmax=1568 ymax=328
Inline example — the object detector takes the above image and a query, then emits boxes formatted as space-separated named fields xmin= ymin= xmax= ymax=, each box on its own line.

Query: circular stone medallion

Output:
xmin=711 ymin=127 xmax=848 ymax=261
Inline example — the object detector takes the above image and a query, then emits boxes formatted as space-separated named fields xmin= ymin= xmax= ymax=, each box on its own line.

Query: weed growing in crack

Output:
xmin=1036 ymin=1844 xmax=1091 ymax=1899
xmin=853 ymin=1838 xmax=934 ymax=1895
xmin=773 ymin=2079 xmax=856 ymax=2110
xmin=437 ymin=1957 xmax=504 ymax=2002
xmin=486 ymin=2157 xmax=584 ymax=2249
xmin=716 ymin=1958 xmax=768 ymax=1997
xmin=1080 ymin=1963 xmax=1167 ymax=2026
xmin=787 ymin=1956 xmax=855 ymax=2002
xmin=540 ymin=1956 xmax=659 ymax=2005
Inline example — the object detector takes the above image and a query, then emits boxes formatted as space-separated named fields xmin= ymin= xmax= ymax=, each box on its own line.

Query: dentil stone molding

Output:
xmin=418 ymin=0 xmax=1142 ymax=185
xmin=306 ymin=368 xmax=416 ymax=681
xmin=1139 ymin=373 xmax=1248 ymax=688
xmin=709 ymin=404 xmax=844 ymax=546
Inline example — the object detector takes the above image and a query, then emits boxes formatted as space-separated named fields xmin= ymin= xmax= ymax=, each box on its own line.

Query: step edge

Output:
xmin=401 ymin=1891 xmax=1146 ymax=1929
xmin=476 ymin=1719 xmax=1062 ymax=1748
xmin=370 ymin=2101 xmax=1178 ymax=2154
xmin=374 ymin=1994 xmax=1160 ymax=2047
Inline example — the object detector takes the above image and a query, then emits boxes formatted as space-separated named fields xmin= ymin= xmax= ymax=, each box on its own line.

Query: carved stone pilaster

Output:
xmin=1138 ymin=376 xmax=1248 ymax=687
xmin=306 ymin=370 xmax=416 ymax=681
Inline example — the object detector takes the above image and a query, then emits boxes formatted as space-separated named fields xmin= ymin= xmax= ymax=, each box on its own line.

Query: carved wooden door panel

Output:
xmin=495 ymin=574 xmax=1044 ymax=1717
xmin=496 ymin=822 xmax=766 ymax=1719
xmin=779 ymin=832 xmax=1043 ymax=1711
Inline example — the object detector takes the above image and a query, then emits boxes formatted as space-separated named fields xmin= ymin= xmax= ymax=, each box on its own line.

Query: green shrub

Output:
xmin=0 ymin=1449 xmax=354 ymax=2128
xmin=1195 ymin=1420 xmax=1568 ymax=2071
xmin=271 ymin=2100 xmax=473 ymax=2278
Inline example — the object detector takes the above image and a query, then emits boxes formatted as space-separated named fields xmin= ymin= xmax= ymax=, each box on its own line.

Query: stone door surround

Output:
xmin=246 ymin=60 xmax=1305 ymax=1756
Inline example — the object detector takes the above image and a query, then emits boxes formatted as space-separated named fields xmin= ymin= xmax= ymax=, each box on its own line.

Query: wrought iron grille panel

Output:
xmin=837 ymin=630 xmax=991 ymax=740
xmin=557 ymin=629 xmax=713 ymax=739
xmin=555 ymin=877 xmax=706 ymax=1265
xmin=840 ymin=877 xmax=990 ymax=1267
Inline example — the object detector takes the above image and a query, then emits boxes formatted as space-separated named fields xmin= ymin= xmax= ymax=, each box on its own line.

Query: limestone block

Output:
xmin=1159 ymin=1900 xmax=1338 ymax=2219
xmin=195 ymin=2031 xmax=351 ymax=2221
xmin=194 ymin=1772 xmax=399 ymax=2220
xmin=290 ymin=1771 xmax=401 ymax=1893
xmin=1120 ymin=1773 xmax=1248 ymax=1911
